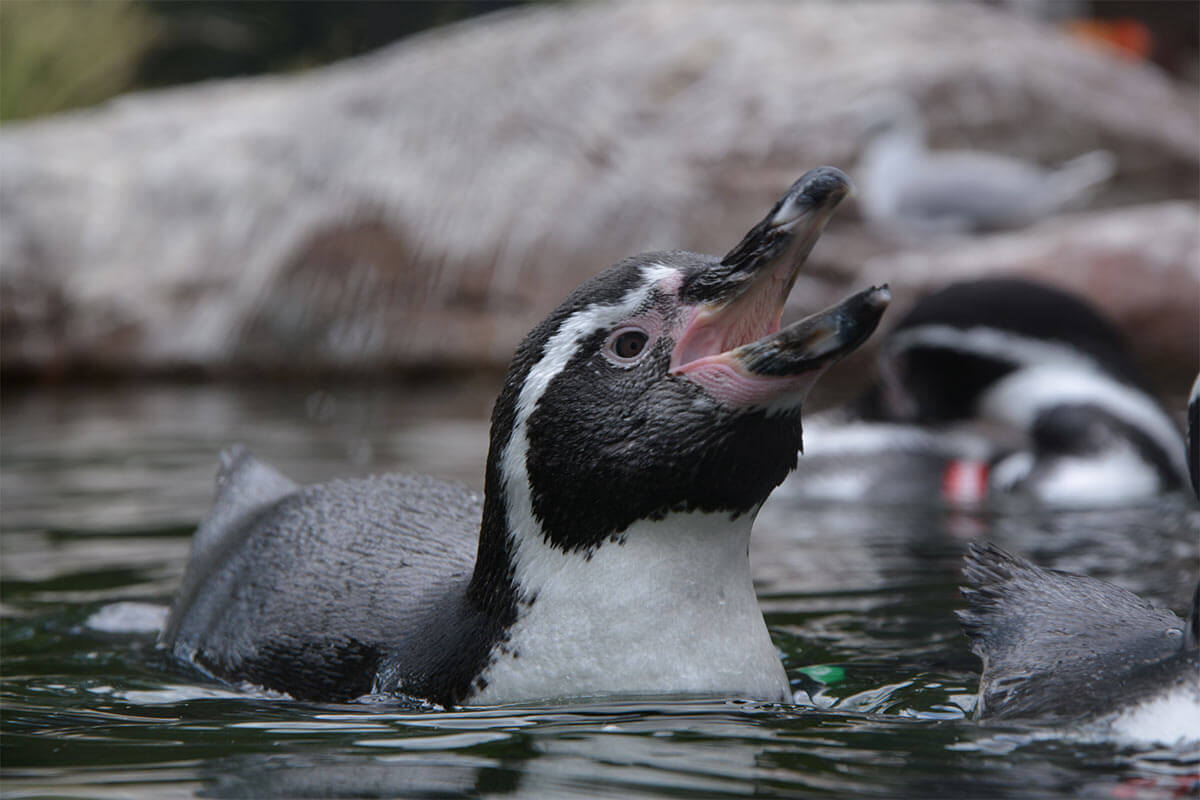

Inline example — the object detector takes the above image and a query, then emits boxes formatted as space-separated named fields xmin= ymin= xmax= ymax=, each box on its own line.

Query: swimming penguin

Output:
xmin=773 ymin=277 xmax=1188 ymax=507
xmin=856 ymin=95 xmax=1115 ymax=237
xmin=958 ymin=379 xmax=1200 ymax=743
xmin=958 ymin=543 xmax=1199 ymax=742
xmin=159 ymin=167 xmax=891 ymax=707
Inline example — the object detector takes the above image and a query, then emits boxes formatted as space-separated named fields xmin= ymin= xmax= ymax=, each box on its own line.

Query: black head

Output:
xmin=468 ymin=168 xmax=888 ymax=609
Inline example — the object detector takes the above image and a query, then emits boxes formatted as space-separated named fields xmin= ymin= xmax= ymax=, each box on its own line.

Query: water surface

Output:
xmin=3 ymin=383 xmax=1198 ymax=798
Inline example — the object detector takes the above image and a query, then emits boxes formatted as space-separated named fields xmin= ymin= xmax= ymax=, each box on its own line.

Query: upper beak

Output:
xmin=676 ymin=170 xmax=854 ymax=371
xmin=717 ymin=165 xmax=856 ymax=293
xmin=671 ymin=166 xmax=857 ymax=372
xmin=669 ymin=167 xmax=889 ymax=408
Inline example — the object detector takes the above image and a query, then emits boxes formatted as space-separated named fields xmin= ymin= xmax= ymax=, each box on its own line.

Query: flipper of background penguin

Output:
xmin=958 ymin=542 xmax=1186 ymax=721
xmin=1188 ymin=583 xmax=1199 ymax=651
xmin=1187 ymin=374 xmax=1199 ymax=649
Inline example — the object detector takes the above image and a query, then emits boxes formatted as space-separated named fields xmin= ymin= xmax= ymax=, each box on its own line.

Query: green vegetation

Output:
xmin=1 ymin=0 xmax=159 ymax=122
xmin=0 ymin=1 xmax=532 ymax=124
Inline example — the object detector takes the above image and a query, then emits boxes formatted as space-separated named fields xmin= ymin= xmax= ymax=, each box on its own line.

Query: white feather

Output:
xmin=979 ymin=366 xmax=1186 ymax=481
xmin=470 ymin=511 xmax=790 ymax=704
xmin=1105 ymin=682 xmax=1200 ymax=746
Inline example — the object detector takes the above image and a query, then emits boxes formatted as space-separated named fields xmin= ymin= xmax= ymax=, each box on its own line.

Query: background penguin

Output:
xmin=856 ymin=94 xmax=1115 ymax=237
xmin=957 ymin=378 xmax=1200 ymax=744
xmin=958 ymin=542 xmax=1199 ymax=743
xmin=159 ymin=167 xmax=890 ymax=707
xmin=773 ymin=277 xmax=1188 ymax=507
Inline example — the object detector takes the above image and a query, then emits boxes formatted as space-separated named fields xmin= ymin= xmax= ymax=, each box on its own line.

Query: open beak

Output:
xmin=671 ymin=166 xmax=889 ymax=407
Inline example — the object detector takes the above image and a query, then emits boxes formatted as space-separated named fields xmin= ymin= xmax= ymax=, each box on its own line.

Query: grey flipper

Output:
xmin=160 ymin=448 xmax=491 ymax=703
xmin=161 ymin=446 xmax=297 ymax=643
xmin=958 ymin=542 xmax=1186 ymax=721
xmin=1184 ymin=375 xmax=1198 ymax=648
xmin=191 ymin=445 xmax=298 ymax=558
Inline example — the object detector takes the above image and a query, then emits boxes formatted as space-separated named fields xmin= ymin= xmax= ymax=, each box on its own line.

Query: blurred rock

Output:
xmin=1 ymin=0 xmax=1196 ymax=381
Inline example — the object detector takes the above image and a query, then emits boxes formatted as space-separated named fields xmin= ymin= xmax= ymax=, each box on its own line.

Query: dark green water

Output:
xmin=3 ymin=383 xmax=1198 ymax=798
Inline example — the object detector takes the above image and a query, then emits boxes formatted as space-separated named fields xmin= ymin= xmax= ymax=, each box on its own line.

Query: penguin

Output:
xmin=773 ymin=277 xmax=1188 ymax=507
xmin=958 ymin=542 xmax=1199 ymax=742
xmin=856 ymin=94 xmax=1115 ymax=237
xmin=957 ymin=378 xmax=1200 ymax=743
xmin=159 ymin=167 xmax=891 ymax=707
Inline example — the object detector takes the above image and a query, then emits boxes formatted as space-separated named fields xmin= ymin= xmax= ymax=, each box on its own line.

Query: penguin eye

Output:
xmin=608 ymin=328 xmax=650 ymax=363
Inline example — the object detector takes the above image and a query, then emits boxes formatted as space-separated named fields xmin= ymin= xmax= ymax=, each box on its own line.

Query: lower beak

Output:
xmin=676 ymin=285 xmax=891 ymax=409
xmin=732 ymin=285 xmax=891 ymax=377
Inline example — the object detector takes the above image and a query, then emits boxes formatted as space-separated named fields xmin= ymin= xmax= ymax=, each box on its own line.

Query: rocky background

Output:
xmin=1 ymin=1 xmax=1196 ymax=399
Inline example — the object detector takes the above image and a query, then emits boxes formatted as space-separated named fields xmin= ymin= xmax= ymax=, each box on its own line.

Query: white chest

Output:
xmin=468 ymin=511 xmax=790 ymax=705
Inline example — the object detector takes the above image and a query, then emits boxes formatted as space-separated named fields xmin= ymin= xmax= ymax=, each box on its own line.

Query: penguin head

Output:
xmin=482 ymin=167 xmax=889 ymax=556
xmin=866 ymin=278 xmax=1147 ymax=424
xmin=862 ymin=278 xmax=1189 ymax=503
xmin=857 ymin=93 xmax=925 ymax=149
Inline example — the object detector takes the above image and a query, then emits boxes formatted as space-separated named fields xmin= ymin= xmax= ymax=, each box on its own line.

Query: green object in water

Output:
xmin=798 ymin=665 xmax=845 ymax=684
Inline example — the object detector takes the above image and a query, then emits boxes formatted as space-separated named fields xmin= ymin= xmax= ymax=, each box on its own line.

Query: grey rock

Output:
xmin=2 ymin=1 xmax=1196 ymax=378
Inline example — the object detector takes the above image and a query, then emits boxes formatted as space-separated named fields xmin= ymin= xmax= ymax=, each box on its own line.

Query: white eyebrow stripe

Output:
xmin=500 ymin=263 xmax=676 ymax=585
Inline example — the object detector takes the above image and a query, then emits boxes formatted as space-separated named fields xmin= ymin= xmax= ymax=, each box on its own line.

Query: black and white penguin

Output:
xmin=958 ymin=543 xmax=1199 ymax=742
xmin=856 ymin=94 xmax=1115 ymax=237
xmin=955 ymin=542 xmax=1200 ymax=743
xmin=160 ymin=167 xmax=890 ymax=707
xmin=958 ymin=380 xmax=1200 ymax=743
xmin=774 ymin=277 xmax=1189 ymax=507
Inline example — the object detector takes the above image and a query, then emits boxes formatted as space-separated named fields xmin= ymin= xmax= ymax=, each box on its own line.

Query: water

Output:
xmin=3 ymin=382 xmax=1198 ymax=798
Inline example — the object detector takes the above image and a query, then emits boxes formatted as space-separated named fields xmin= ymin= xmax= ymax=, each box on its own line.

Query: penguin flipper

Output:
xmin=957 ymin=542 xmax=1184 ymax=720
xmin=160 ymin=446 xmax=298 ymax=647
xmin=191 ymin=445 xmax=299 ymax=558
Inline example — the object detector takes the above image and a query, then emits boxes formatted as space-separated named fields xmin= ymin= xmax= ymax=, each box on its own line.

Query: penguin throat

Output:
xmin=466 ymin=510 xmax=790 ymax=706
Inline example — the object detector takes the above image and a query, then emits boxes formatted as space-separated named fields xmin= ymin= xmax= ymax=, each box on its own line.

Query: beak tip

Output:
xmin=797 ymin=166 xmax=855 ymax=207
xmin=868 ymin=284 xmax=892 ymax=310
xmin=766 ymin=167 xmax=856 ymax=230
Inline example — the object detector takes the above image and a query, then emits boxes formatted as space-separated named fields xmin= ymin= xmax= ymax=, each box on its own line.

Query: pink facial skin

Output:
xmin=667 ymin=266 xmax=800 ymax=410
xmin=674 ymin=354 xmax=824 ymax=410
xmin=602 ymin=312 xmax=667 ymax=368
xmin=608 ymin=269 xmax=829 ymax=410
